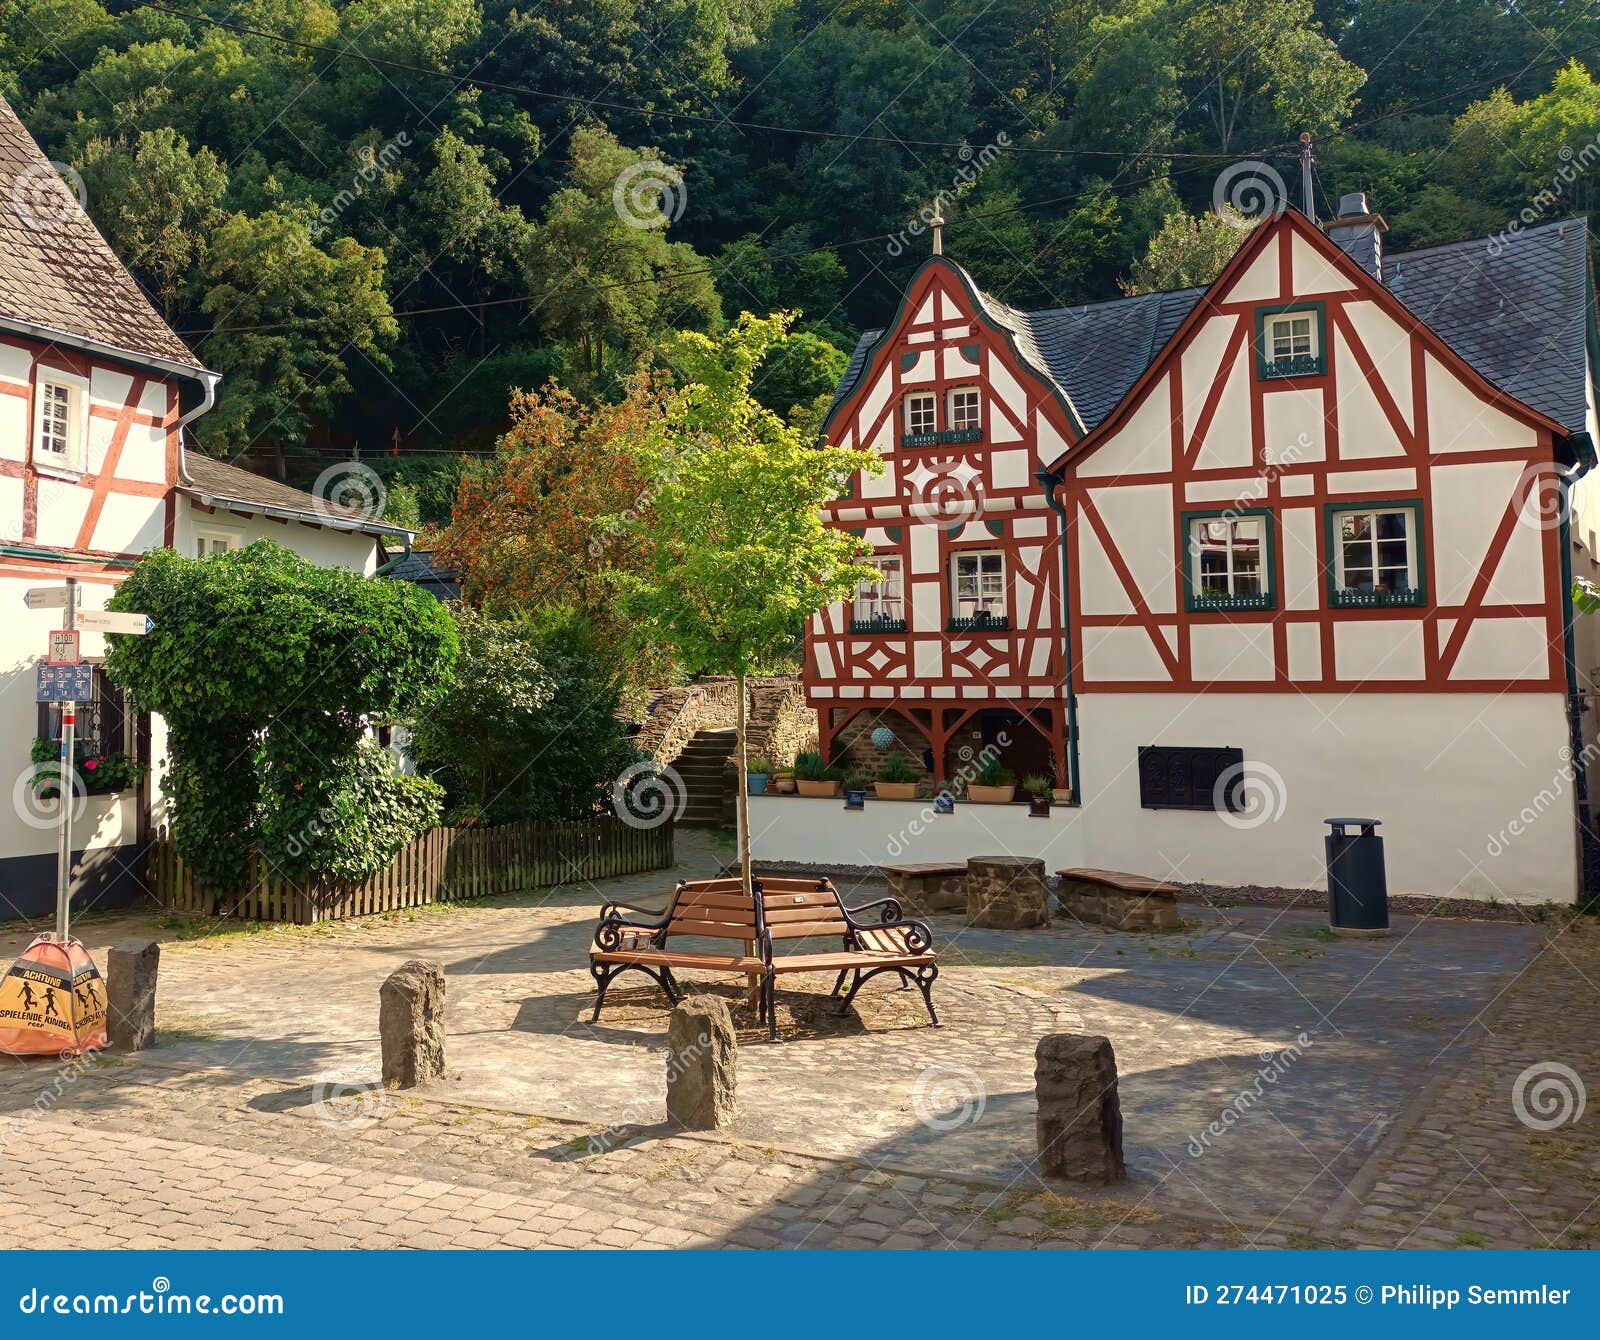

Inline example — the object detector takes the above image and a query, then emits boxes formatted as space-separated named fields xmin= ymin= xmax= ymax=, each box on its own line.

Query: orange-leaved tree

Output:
xmin=435 ymin=366 xmax=679 ymax=693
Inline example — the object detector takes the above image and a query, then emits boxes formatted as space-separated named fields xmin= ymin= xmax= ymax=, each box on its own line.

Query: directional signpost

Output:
xmin=23 ymin=581 xmax=153 ymax=943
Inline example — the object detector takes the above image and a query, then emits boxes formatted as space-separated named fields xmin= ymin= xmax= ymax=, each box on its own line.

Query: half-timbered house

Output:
xmin=774 ymin=194 xmax=1600 ymax=903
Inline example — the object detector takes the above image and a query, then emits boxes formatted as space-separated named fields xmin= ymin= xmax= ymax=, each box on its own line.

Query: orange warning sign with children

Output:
xmin=0 ymin=935 xmax=107 ymax=1056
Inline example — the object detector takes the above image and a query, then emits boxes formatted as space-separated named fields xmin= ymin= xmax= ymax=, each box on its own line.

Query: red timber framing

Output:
xmin=1045 ymin=208 xmax=1573 ymax=696
xmin=806 ymin=257 xmax=1082 ymax=784
xmin=0 ymin=335 xmax=181 ymax=561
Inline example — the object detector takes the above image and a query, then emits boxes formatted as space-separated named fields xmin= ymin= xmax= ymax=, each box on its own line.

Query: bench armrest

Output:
xmin=598 ymin=897 xmax=670 ymax=920
xmin=841 ymin=896 xmax=906 ymax=926
xmin=593 ymin=910 xmax=668 ymax=952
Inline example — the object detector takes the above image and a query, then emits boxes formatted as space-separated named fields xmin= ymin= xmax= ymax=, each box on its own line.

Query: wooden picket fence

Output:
xmin=147 ymin=816 xmax=675 ymax=924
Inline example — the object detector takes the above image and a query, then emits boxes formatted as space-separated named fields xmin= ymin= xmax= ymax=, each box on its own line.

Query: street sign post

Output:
xmin=71 ymin=609 xmax=153 ymax=636
xmin=23 ymin=586 xmax=70 ymax=611
xmin=35 ymin=662 xmax=94 ymax=702
xmin=46 ymin=629 xmax=79 ymax=665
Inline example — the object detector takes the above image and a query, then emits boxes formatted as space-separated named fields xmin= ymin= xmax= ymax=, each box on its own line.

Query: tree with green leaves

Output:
xmin=609 ymin=313 xmax=880 ymax=893
xmin=1123 ymin=209 xmax=1252 ymax=294
xmin=104 ymin=541 xmax=456 ymax=894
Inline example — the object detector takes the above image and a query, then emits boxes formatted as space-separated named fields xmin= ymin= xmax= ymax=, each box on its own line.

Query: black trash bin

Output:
xmin=1324 ymin=817 xmax=1389 ymax=934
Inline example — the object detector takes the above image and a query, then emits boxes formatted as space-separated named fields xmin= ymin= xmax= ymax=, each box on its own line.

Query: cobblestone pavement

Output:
xmin=0 ymin=832 xmax=1593 ymax=1248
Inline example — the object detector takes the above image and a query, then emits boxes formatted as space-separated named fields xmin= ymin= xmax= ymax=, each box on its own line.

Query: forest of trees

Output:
xmin=5 ymin=0 xmax=1600 ymax=519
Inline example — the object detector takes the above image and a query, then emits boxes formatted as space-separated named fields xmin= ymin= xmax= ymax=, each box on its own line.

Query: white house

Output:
xmin=0 ymin=94 xmax=410 ymax=919
xmin=757 ymin=196 xmax=1600 ymax=904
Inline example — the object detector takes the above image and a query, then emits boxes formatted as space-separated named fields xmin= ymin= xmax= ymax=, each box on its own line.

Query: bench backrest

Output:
xmin=757 ymin=877 xmax=850 ymax=942
xmin=664 ymin=879 xmax=763 ymax=942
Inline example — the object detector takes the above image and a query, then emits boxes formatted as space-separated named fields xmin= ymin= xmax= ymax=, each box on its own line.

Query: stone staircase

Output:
xmin=672 ymin=728 xmax=736 ymax=828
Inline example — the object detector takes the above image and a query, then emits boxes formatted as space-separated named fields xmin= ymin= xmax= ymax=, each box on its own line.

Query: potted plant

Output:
xmin=747 ymin=756 xmax=773 ymax=795
xmin=1048 ymin=752 xmax=1072 ymax=803
xmin=874 ymin=751 xmax=919 ymax=800
xmin=842 ymin=769 xmax=869 ymax=809
xmin=1023 ymin=773 xmax=1053 ymax=817
xmin=795 ymin=750 xmax=840 ymax=798
xmin=967 ymin=757 xmax=1017 ymax=803
xmin=772 ymin=764 xmax=797 ymax=794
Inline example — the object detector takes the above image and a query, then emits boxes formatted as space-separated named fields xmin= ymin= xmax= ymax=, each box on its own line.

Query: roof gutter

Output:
xmin=0 ymin=315 xmax=214 ymax=388
xmin=179 ymin=487 xmax=415 ymax=541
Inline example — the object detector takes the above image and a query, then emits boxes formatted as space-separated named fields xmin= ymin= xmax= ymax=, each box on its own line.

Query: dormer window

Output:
xmin=1256 ymin=304 xmax=1325 ymax=379
xmin=949 ymin=387 xmax=982 ymax=434
xmin=904 ymin=392 xmax=937 ymax=437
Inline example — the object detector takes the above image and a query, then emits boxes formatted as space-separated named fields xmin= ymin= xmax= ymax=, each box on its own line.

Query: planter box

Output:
xmin=796 ymin=779 xmax=840 ymax=798
xmin=873 ymin=781 xmax=918 ymax=800
xmin=747 ymin=774 xmax=769 ymax=795
xmin=772 ymin=776 xmax=796 ymax=794
xmin=967 ymin=784 xmax=1016 ymax=804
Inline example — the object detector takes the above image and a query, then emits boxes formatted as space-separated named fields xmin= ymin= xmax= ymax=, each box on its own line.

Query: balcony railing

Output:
xmin=848 ymin=616 xmax=907 ymax=634
xmin=1330 ymin=586 xmax=1425 ymax=608
xmin=947 ymin=612 xmax=1010 ymax=632
xmin=1190 ymin=590 xmax=1274 ymax=612
xmin=1261 ymin=352 xmax=1325 ymax=380
xmin=900 ymin=427 xmax=983 ymax=448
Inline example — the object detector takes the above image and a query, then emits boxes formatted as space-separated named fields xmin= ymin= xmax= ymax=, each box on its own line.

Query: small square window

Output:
xmin=852 ymin=556 xmax=904 ymax=630
xmin=1186 ymin=512 xmax=1274 ymax=610
xmin=1327 ymin=502 xmax=1426 ymax=607
xmin=1257 ymin=306 xmax=1325 ymax=379
xmin=949 ymin=388 xmax=981 ymax=433
xmin=904 ymin=393 xmax=937 ymax=437
xmin=950 ymin=550 xmax=1006 ymax=626
xmin=195 ymin=531 xmax=236 ymax=558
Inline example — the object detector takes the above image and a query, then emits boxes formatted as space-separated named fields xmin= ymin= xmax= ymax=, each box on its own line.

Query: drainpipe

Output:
xmin=1558 ymin=430 xmax=1598 ymax=910
xmin=371 ymin=534 xmax=414 ymax=579
xmin=1037 ymin=466 xmax=1081 ymax=803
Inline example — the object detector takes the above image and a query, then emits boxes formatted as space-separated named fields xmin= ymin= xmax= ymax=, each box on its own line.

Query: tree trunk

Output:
xmin=735 ymin=671 xmax=760 ymax=1006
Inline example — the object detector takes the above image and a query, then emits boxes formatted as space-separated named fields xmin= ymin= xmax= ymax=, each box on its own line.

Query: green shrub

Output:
xmin=410 ymin=604 xmax=643 ymax=824
xmin=974 ymin=757 xmax=1016 ymax=788
xmin=105 ymin=541 xmax=456 ymax=892
xmin=747 ymin=756 xmax=774 ymax=775
xmin=876 ymin=751 xmax=918 ymax=783
xmin=794 ymin=750 xmax=829 ymax=781
xmin=1022 ymin=773 xmax=1052 ymax=798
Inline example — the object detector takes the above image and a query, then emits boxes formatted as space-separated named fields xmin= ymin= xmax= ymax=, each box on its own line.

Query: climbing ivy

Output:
xmin=104 ymin=541 xmax=457 ymax=894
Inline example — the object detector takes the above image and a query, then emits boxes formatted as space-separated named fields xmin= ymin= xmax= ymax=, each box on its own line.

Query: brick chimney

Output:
xmin=1323 ymin=191 xmax=1387 ymax=282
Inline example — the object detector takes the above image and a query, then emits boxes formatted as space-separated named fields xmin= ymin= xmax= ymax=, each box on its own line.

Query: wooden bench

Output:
xmin=589 ymin=878 xmax=771 ymax=1028
xmin=759 ymin=876 xmax=940 ymax=1026
xmin=1055 ymin=868 xmax=1184 ymax=930
xmin=882 ymin=861 xmax=967 ymax=914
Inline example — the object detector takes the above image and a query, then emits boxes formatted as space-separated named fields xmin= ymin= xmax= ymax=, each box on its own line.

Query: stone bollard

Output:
xmin=666 ymin=994 xmax=737 ymax=1130
xmin=380 ymin=960 xmax=446 ymax=1089
xmin=106 ymin=939 xmax=160 ymax=1051
xmin=1035 ymin=1033 xmax=1126 ymax=1184
xmin=966 ymin=855 xmax=1051 ymax=929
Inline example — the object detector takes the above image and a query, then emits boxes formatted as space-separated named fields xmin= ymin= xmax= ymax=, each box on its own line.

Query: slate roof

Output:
xmin=827 ymin=217 xmax=1594 ymax=440
xmin=180 ymin=454 xmax=413 ymax=538
xmin=0 ymin=93 xmax=205 ymax=373
xmin=382 ymin=548 xmax=461 ymax=601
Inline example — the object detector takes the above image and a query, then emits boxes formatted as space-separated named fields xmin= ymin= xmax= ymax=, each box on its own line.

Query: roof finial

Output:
xmin=931 ymin=206 xmax=944 ymax=256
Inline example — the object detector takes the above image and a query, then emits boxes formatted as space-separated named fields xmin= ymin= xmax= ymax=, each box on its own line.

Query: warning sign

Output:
xmin=0 ymin=936 xmax=107 ymax=1056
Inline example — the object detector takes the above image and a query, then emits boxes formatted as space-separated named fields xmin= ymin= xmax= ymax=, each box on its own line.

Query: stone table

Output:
xmin=965 ymin=855 xmax=1050 ymax=929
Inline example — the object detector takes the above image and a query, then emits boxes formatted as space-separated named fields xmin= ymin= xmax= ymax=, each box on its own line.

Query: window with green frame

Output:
xmin=1255 ymin=302 xmax=1326 ymax=379
xmin=1181 ymin=509 xmax=1276 ymax=611
xmin=1324 ymin=499 xmax=1427 ymax=608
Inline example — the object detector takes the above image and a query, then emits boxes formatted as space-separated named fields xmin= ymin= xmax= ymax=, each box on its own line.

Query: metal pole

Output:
xmin=1299 ymin=132 xmax=1316 ymax=224
xmin=55 ymin=577 xmax=76 ymax=942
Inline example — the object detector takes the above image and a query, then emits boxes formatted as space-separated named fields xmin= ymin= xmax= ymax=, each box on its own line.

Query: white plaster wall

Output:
xmin=752 ymin=692 xmax=1580 ymax=903
xmin=175 ymin=501 xmax=379 ymax=573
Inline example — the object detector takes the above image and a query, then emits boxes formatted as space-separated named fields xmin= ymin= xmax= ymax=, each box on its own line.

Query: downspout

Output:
xmin=371 ymin=534 xmax=414 ymax=579
xmin=1037 ymin=466 xmax=1081 ymax=803
xmin=1558 ymin=429 xmax=1598 ymax=910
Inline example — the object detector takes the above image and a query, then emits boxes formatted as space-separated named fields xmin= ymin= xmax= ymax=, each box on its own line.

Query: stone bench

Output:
xmin=1055 ymin=868 xmax=1184 ymax=931
xmin=883 ymin=861 xmax=968 ymax=915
